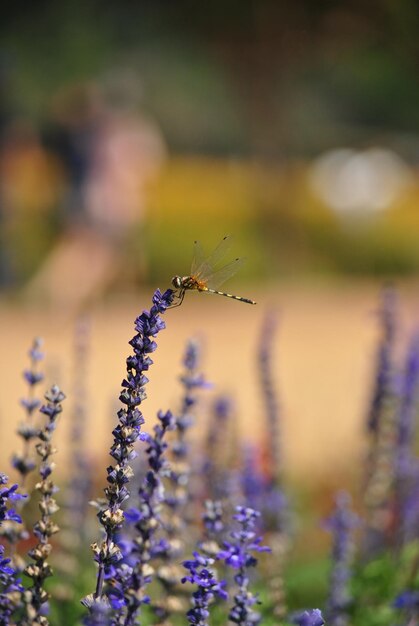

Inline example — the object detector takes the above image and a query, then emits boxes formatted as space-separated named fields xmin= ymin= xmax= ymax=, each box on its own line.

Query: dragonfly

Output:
xmin=170 ymin=236 xmax=256 ymax=307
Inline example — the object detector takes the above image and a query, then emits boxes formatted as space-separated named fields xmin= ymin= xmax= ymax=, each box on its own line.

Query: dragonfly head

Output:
xmin=172 ymin=275 xmax=183 ymax=289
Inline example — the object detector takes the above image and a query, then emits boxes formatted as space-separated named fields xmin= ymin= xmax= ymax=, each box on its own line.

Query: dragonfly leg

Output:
xmin=168 ymin=289 xmax=185 ymax=308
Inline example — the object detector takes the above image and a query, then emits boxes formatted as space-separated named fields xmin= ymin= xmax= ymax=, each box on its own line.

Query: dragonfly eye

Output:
xmin=172 ymin=276 xmax=182 ymax=288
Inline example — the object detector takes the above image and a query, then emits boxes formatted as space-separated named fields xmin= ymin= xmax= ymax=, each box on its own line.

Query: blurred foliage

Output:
xmin=5 ymin=155 xmax=419 ymax=287
xmin=3 ymin=1 xmax=419 ymax=155
xmin=142 ymin=157 xmax=419 ymax=283
xmin=285 ymin=557 xmax=330 ymax=611
xmin=144 ymin=158 xmax=266 ymax=284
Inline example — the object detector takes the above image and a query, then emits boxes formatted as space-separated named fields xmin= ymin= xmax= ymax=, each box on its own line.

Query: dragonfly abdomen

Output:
xmin=206 ymin=288 xmax=256 ymax=305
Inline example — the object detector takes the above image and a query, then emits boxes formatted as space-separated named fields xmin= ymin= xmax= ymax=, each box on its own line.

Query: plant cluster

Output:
xmin=0 ymin=285 xmax=418 ymax=625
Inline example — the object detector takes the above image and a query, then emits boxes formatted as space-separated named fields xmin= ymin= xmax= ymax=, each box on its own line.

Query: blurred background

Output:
xmin=1 ymin=0 xmax=419 ymax=486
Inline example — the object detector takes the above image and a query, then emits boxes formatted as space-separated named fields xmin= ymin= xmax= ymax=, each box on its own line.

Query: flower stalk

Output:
xmin=111 ymin=409 xmax=176 ymax=625
xmin=182 ymin=551 xmax=227 ymax=626
xmin=154 ymin=338 xmax=209 ymax=623
xmin=83 ymin=289 xmax=174 ymax=613
xmin=23 ymin=385 xmax=65 ymax=626
xmin=218 ymin=506 xmax=270 ymax=626
xmin=0 ymin=473 xmax=26 ymax=625
xmin=12 ymin=338 xmax=45 ymax=485
xmin=324 ymin=492 xmax=359 ymax=626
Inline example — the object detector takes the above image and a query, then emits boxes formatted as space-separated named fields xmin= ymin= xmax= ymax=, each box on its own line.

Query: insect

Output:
xmin=170 ymin=236 xmax=256 ymax=307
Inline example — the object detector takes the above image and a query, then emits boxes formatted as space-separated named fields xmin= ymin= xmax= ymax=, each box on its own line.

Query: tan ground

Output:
xmin=1 ymin=280 xmax=418 ymax=486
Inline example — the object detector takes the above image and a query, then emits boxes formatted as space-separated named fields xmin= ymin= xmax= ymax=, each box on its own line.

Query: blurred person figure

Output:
xmin=85 ymin=103 xmax=165 ymax=242
xmin=46 ymin=76 xmax=166 ymax=241
xmin=26 ymin=74 xmax=166 ymax=310
xmin=44 ymin=82 xmax=102 ymax=229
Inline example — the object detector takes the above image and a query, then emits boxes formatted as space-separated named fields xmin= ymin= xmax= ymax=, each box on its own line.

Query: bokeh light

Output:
xmin=310 ymin=148 xmax=412 ymax=215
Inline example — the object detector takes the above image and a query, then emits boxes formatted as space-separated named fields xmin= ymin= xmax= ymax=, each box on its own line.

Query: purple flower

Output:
xmin=0 ymin=476 xmax=25 ymax=624
xmin=23 ymin=385 xmax=65 ymax=624
xmin=182 ymin=552 xmax=227 ymax=626
xmin=241 ymin=445 xmax=266 ymax=514
xmin=153 ymin=338 xmax=210 ymax=622
xmin=397 ymin=332 xmax=419 ymax=460
xmin=393 ymin=589 xmax=419 ymax=626
xmin=174 ymin=338 xmax=210 ymax=458
xmin=0 ymin=474 xmax=26 ymax=525
xmin=12 ymin=338 xmax=45 ymax=481
xmin=198 ymin=500 xmax=225 ymax=560
xmin=394 ymin=332 xmax=419 ymax=545
xmin=324 ymin=492 xmax=359 ymax=626
xmin=363 ymin=285 xmax=399 ymax=556
xmin=213 ymin=395 xmax=232 ymax=420
xmin=218 ymin=506 xmax=270 ymax=626
xmin=202 ymin=396 xmax=234 ymax=502
xmin=258 ymin=310 xmax=282 ymax=484
xmin=65 ymin=315 xmax=93 ymax=546
xmin=393 ymin=590 xmax=419 ymax=609
xmin=0 ymin=547 xmax=13 ymax=578
xmin=82 ymin=596 xmax=112 ymax=625
xmin=203 ymin=500 xmax=224 ymax=537
xmin=366 ymin=285 xmax=397 ymax=434
xmin=291 ymin=608 xmax=325 ymax=626
xmin=0 ymin=545 xmax=24 ymax=625
xmin=109 ymin=409 xmax=176 ymax=624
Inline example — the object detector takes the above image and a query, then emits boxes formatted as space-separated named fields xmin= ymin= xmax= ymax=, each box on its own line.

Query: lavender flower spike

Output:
xmin=0 ymin=543 xmax=23 ymax=625
xmin=110 ymin=409 xmax=176 ymax=625
xmin=85 ymin=288 xmax=174 ymax=610
xmin=175 ymin=337 xmax=210 ymax=460
xmin=324 ymin=492 xmax=359 ymax=626
xmin=153 ymin=337 xmax=210 ymax=622
xmin=258 ymin=310 xmax=282 ymax=486
xmin=23 ymin=385 xmax=66 ymax=626
xmin=82 ymin=597 xmax=112 ymax=625
xmin=182 ymin=551 xmax=227 ymax=626
xmin=363 ymin=285 xmax=399 ymax=554
xmin=12 ymin=337 xmax=45 ymax=483
xmin=218 ymin=506 xmax=270 ymax=626
xmin=367 ymin=284 xmax=397 ymax=435
xmin=291 ymin=609 xmax=325 ymax=626
xmin=202 ymin=396 xmax=234 ymax=502
xmin=0 ymin=474 xmax=26 ymax=525
xmin=397 ymin=332 xmax=419 ymax=465
xmin=394 ymin=332 xmax=419 ymax=546
xmin=0 ymin=474 xmax=26 ymax=624
xmin=201 ymin=501 xmax=224 ymax=547
xmin=66 ymin=315 xmax=92 ymax=545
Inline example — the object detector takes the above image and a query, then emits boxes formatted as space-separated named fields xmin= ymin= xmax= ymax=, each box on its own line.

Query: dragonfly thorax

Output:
xmin=172 ymin=275 xmax=205 ymax=291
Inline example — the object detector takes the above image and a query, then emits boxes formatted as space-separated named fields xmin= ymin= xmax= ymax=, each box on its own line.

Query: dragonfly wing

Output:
xmin=191 ymin=240 xmax=211 ymax=277
xmin=204 ymin=235 xmax=232 ymax=268
xmin=205 ymin=257 xmax=246 ymax=290
xmin=193 ymin=235 xmax=233 ymax=280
